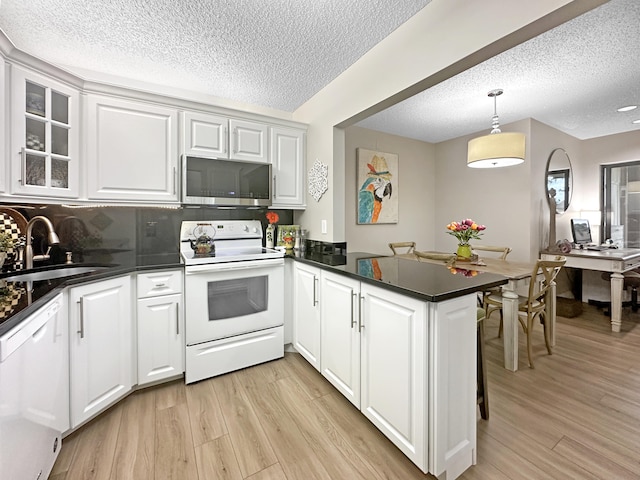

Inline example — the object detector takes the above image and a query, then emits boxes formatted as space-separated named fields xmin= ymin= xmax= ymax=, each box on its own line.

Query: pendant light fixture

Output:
xmin=467 ymin=89 xmax=525 ymax=168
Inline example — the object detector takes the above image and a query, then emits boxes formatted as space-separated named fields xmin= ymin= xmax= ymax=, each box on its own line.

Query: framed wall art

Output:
xmin=356 ymin=148 xmax=398 ymax=224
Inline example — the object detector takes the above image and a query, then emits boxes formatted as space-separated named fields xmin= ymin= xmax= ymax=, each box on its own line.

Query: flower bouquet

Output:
xmin=446 ymin=218 xmax=486 ymax=260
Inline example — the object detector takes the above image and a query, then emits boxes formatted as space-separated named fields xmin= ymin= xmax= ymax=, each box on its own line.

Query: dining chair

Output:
xmin=414 ymin=250 xmax=456 ymax=266
xmin=471 ymin=245 xmax=511 ymax=307
xmin=388 ymin=242 xmax=416 ymax=255
xmin=470 ymin=244 xmax=512 ymax=260
xmin=484 ymin=256 xmax=566 ymax=368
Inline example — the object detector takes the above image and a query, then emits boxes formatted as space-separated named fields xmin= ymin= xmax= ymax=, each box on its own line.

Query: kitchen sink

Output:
xmin=0 ymin=265 xmax=110 ymax=283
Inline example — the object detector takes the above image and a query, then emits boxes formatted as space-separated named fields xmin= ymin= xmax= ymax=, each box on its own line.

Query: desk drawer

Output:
xmin=137 ymin=270 xmax=183 ymax=298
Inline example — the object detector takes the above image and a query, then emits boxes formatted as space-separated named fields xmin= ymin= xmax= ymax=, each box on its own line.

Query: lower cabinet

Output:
xmin=68 ymin=276 xmax=133 ymax=428
xmin=137 ymin=270 xmax=184 ymax=385
xmin=302 ymin=267 xmax=477 ymax=479
xmin=293 ymin=262 xmax=321 ymax=369
xmin=320 ymin=271 xmax=361 ymax=406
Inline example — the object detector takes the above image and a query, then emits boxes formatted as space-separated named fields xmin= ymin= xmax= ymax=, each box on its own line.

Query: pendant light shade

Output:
xmin=467 ymin=89 xmax=525 ymax=168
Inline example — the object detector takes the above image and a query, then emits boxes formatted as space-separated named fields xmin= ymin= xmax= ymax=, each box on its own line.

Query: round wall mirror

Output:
xmin=546 ymin=148 xmax=572 ymax=214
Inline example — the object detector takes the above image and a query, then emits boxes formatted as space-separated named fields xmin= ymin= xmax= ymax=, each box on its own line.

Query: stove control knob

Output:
xmin=242 ymin=224 xmax=249 ymax=232
xmin=252 ymin=227 xmax=259 ymax=233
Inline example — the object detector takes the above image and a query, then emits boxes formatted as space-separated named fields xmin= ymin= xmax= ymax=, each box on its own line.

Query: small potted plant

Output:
xmin=0 ymin=231 xmax=14 ymax=268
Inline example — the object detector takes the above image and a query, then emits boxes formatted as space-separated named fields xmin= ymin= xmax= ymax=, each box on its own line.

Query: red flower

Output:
xmin=266 ymin=212 xmax=279 ymax=224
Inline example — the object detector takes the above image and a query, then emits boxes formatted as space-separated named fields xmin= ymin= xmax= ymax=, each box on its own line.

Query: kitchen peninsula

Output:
xmin=290 ymin=251 xmax=507 ymax=480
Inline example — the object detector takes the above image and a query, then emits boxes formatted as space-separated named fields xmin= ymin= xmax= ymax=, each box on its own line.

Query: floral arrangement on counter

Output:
xmin=266 ymin=211 xmax=279 ymax=224
xmin=445 ymin=218 xmax=486 ymax=245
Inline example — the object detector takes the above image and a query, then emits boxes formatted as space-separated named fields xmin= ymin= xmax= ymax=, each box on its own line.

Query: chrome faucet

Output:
xmin=25 ymin=216 xmax=60 ymax=269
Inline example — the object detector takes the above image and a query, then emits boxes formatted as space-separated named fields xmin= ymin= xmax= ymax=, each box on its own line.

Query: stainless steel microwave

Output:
xmin=182 ymin=156 xmax=272 ymax=206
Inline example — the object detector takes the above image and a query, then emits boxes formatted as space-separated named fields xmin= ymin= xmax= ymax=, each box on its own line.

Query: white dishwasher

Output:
xmin=0 ymin=293 xmax=69 ymax=480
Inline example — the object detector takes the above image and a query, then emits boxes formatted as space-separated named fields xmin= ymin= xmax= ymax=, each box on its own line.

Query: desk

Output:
xmin=541 ymin=248 xmax=640 ymax=332
xmin=397 ymin=253 xmax=547 ymax=372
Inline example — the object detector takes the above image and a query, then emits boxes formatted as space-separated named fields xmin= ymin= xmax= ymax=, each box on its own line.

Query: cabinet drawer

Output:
xmin=137 ymin=270 xmax=183 ymax=298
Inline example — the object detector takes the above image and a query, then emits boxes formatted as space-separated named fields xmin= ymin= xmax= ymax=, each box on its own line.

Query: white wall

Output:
xmin=292 ymin=0 xmax=589 ymax=243
xmin=344 ymin=126 xmax=436 ymax=255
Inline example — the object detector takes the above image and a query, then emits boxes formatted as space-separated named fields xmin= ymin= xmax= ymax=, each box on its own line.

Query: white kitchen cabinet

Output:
xmin=295 ymin=264 xmax=478 ymax=479
xmin=69 ymin=276 xmax=133 ymax=428
xmin=182 ymin=111 xmax=228 ymax=158
xmin=359 ymin=282 xmax=427 ymax=469
xmin=182 ymin=111 xmax=268 ymax=163
xmin=137 ymin=270 xmax=184 ymax=385
xmin=293 ymin=262 xmax=321 ymax=369
xmin=86 ymin=94 xmax=179 ymax=202
xmin=270 ymin=126 xmax=306 ymax=208
xmin=229 ymin=118 xmax=268 ymax=162
xmin=320 ymin=271 xmax=360 ymax=406
xmin=10 ymin=65 xmax=80 ymax=198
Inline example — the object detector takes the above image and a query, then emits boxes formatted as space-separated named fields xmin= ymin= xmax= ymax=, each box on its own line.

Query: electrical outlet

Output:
xmin=321 ymin=219 xmax=327 ymax=234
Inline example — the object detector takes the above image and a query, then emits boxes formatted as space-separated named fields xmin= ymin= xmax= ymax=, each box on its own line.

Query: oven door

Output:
xmin=184 ymin=258 xmax=284 ymax=345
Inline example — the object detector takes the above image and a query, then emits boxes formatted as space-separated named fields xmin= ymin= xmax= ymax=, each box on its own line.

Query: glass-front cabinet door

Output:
xmin=10 ymin=66 xmax=79 ymax=198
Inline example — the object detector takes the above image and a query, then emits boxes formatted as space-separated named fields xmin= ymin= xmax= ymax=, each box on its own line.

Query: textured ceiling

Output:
xmin=0 ymin=0 xmax=431 ymax=111
xmin=0 ymin=0 xmax=637 ymax=142
xmin=357 ymin=0 xmax=640 ymax=142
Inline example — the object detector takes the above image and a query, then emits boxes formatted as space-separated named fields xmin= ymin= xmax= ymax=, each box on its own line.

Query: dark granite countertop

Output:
xmin=288 ymin=251 xmax=508 ymax=303
xmin=0 ymin=253 xmax=182 ymax=337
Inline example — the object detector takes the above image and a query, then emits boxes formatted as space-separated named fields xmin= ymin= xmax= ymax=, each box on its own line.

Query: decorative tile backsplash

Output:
xmin=0 ymin=204 xmax=294 ymax=268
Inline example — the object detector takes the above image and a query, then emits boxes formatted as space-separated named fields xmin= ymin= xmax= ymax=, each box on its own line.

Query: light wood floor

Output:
xmin=50 ymin=304 xmax=640 ymax=480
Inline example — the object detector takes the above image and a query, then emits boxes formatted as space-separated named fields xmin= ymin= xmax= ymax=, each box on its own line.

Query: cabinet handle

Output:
xmin=313 ymin=275 xmax=318 ymax=306
xmin=359 ymin=295 xmax=364 ymax=332
xmin=19 ymin=147 xmax=26 ymax=185
xmin=223 ymin=126 xmax=228 ymax=155
xmin=272 ymin=175 xmax=276 ymax=199
xmin=77 ymin=297 xmax=85 ymax=339
xmin=155 ymin=283 xmax=166 ymax=288
xmin=176 ymin=303 xmax=180 ymax=335
xmin=351 ymin=291 xmax=357 ymax=328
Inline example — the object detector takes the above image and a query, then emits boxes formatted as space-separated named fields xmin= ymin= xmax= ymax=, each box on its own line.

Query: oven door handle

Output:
xmin=185 ymin=258 xmax=284 ymax=273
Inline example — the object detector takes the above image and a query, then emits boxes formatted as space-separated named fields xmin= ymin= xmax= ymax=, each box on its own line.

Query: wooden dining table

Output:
xmin=397 ymin=252 xmax=556 ymax=372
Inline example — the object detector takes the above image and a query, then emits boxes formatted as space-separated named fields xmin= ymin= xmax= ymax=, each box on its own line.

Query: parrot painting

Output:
xmin=358 ymin=162 xmax=393 ymax=223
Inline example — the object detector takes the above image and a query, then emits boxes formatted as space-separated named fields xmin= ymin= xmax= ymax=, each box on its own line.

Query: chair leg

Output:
xmin=477 ymin=319 xmax=489 ymax=420
xmin=526 ymin=315 xmax=535 ymax=369
xmin=542 ymin=312 xmax=553 ymax=356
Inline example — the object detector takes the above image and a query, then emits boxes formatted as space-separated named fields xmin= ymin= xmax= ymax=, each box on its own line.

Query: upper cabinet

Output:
xmin=10 ymin=65 xmax=80 ymax=198
xmin=182 ymin=111 xmax=227 ymax=158
xmin=182 ymin=111 xmax=268 ymax=163
xmin=86 ymin=94 xmax=179 ymax=202
xmin=270 ymin=126 xmax=306 ymax=209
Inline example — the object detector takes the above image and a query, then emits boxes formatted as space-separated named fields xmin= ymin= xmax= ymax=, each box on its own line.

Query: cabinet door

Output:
xmin=229 ymin=119 xmax=268 ymax=162
xmin=360 ymin=283 xmax=427 ymax=470
xmin=429 ymin=295 xmax=477 ymax=480
xmin=320 ymin=271 xmax=360 ymax=407
xmin=293 ymin=263 xmax=321 ymax=369
xmin=10 ymin=65 xmax=79 ymax=198
xmin=182 ymin=111 xmax=228 ymax=158
xmin=69 ymin=276 xmax=133 ymax=427
xmin=86 ymin=95 xmax=179 ymax=202
xmin=270 ymin=126 xmax=305 ymax=208
xmin=137 ymin=293 xmax=183 ymax=385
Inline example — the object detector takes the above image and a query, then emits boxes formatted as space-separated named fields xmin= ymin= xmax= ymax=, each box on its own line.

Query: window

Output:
xmin=602 ymin=160 xmax=640 ymax=247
